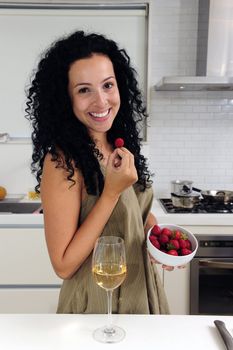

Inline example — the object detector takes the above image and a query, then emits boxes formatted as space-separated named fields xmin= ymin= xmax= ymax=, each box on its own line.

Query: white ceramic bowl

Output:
xmin=147 ymin=224 xmax=198 ymax=267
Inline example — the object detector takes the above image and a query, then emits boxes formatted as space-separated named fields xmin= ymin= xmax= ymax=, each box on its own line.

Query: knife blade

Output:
xmin=214 ymin=320 xmax=233 ymax=350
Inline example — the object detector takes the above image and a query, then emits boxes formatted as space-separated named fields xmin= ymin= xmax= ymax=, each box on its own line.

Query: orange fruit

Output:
xmin=0 ymin=186 xmax=7 ymax=200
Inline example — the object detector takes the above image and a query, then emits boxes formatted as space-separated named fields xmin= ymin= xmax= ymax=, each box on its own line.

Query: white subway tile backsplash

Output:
xmin=207 ymin=106 xmax=222 ymax=112
xmin=192 ymin=106 xmax=208 ymax=112
xmin=149 ymin=1 xmax=233 ymax=197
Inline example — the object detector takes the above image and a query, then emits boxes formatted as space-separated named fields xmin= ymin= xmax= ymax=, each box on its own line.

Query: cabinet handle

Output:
xmin=199 ymin=259 xmax=233 ymax=269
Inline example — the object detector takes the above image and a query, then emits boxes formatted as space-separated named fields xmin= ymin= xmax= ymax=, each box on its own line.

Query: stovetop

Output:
xmin=159 ymin=198 xmax=233 ymax=214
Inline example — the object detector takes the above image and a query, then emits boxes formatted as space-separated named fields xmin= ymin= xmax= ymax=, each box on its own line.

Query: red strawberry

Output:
xmin=154 ymin=240 xmax=161 ymax=250
xmin=151 ymin=225 xmax=161 ymax=236
xmin=172 ymin=230 xmax=182 ymax=240
xmin=158 ymin=233 xmax=169 ymax=245
xmin=114 ymin=138 xmax=124 ymax=148
xmin=185 ymin=239 xmax=192 ymax=250
xmin=167 ymin=249 xmax=178 ymax=256
xmin=179 ymin=239 xmax=187 ymax=249
xmin=149 ymin=236 xmax=160 ymax=250
xmin=167 ymin=239 xmax=180 ymax=250
xmin=180 ymin=248 xmax=192 ymax=256
xmin=161 ymin=228 xmax=173 ymax=237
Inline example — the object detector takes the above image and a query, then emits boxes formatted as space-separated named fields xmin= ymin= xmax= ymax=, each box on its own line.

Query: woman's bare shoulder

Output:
xmin=42 ymin=152 xmax=83 ymax=192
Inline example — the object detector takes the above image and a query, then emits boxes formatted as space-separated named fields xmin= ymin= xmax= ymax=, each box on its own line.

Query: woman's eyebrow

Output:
xmin=74 ymin=82 xmax=91 ymax=87
xmin=102 ymin=76 xmax=116 ymax=83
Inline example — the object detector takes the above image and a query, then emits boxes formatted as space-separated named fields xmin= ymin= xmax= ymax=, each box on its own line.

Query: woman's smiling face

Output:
xmin=68 ymin=54 xmax=121 ymax=138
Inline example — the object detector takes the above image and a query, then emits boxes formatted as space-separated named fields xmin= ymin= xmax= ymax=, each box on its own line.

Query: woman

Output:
xmin=25 ymin=30 xmax=169 ymax=314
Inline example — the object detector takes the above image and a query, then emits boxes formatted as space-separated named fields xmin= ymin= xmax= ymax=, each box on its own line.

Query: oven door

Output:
xmin=190 ymin=257 xmax=233 ymax=315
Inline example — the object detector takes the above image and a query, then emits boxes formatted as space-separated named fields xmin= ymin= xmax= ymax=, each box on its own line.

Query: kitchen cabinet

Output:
xmin=0 ymin=228 xmax=62 ymax=313
xmin=152 ymin=259 xmax=190 ymax=315
xmin=0 ymin=288 xmax=59 ymax=313
xmin=164 ymin=265 xmax=190 ymax=315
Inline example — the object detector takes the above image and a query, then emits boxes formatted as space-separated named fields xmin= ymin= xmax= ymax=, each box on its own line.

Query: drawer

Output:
xmin=0 ymin=287 xmax=60 ymax=313
xmin=0 ymin=228 xmax=62 ymax=284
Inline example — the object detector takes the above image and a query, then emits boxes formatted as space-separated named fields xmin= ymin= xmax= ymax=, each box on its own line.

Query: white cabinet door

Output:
xmin=0 ymin=228 xmax=62 ymax=284
xmin=164 ymin=265 xmax=190 ymax=315
xmin=0 ymin=288 xmax=60 ymax=313
xmin=0 ymin=228 xmax=62 ymax=313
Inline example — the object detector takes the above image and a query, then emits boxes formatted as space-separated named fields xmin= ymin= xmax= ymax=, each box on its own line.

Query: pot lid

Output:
xmin=171 ymin=191 xmax=201 ymax=198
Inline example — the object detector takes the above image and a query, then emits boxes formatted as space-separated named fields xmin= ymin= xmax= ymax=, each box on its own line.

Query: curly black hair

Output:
xmin=25 ymin=30 xmax=152 ymax=195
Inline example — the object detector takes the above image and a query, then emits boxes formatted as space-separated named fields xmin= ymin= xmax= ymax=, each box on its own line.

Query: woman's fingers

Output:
xmin=178 ymin=265 xmax=186 ymax=269
xmin=148 ymin=252 xmax=160 ymax=264
xmin=114 ymin=147 xmax=131 ymax=168
xmin=162 ymin=265 xmax=174 ymax=271
xmin=104 ymin=147 xmax=138 ymax=196
xmin=148 ymin=251 xmax=180 ymax=271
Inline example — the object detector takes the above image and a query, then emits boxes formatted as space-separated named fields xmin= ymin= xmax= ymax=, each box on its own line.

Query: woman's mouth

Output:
xmin=89 ymin=109 xmax=110 ymax=121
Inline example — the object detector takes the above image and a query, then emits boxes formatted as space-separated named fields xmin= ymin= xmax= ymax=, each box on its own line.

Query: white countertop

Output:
xmin=152 ymin=199 xmax=233 ymax=227
xmin=0 ymin=212 xmax=44 ymax=227
xmin=0 ymin=314 xmax=232 ymax=349
xmin=0 ymin=198 xmax=233 ymax=229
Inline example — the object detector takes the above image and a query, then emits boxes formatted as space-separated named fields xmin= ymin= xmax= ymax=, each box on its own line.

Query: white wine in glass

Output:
xmin=92 ymin=236 xmax=127 ymax=343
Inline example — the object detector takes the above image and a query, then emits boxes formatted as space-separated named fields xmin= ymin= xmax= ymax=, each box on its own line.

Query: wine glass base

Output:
xmin=93 ymin=325 xmax=125 ymax=343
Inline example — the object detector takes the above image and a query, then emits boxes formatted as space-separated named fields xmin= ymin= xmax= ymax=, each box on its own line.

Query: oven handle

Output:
xmin=199 ymin=259 xmax=233 ymax=269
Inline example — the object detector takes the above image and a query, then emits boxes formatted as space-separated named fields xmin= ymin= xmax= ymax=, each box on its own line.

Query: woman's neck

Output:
xmin=93 ymin=137 xmax=113 ymax=166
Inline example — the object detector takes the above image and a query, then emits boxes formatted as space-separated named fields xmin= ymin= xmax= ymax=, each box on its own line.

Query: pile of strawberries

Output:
xmin=149 ymin=225 xmax=193 ymax=256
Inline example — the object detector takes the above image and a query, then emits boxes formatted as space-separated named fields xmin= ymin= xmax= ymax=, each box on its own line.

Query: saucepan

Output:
xmin=171 ymin=191 xmax=201 ymax=209
xmin=171 ymin=180 xmax=193 ymax=195
xmin=193 ymin=188 xmax=233 ymax=205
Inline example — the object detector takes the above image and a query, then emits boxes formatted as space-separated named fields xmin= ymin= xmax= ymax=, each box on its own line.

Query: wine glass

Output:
xmin=92 ymin=235 xmax=127 ymax=343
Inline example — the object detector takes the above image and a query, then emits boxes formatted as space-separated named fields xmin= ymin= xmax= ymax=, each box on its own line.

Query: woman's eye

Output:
xmin=104 ymin=82 xmax=113 ymax=89
xmin=78 ymin=87 xmax=89 ymax=94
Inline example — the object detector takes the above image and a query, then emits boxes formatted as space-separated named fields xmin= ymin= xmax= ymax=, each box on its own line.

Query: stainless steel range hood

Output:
xmin=155 ymin=0 xmax=233 ymax=91
xmin=155 ymin=76 xmax=233 ymax=91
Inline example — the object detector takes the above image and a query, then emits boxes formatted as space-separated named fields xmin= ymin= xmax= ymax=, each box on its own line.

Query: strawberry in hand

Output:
xmin=114 ymin=138 xmax=124 ymax=148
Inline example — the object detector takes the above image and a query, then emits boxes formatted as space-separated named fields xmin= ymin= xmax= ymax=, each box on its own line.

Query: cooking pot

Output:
xmin=171 ymin=180 xmax=193 ymax=195
xmin=171 ymin=192 xmax=201 ymax=209
xmin=193 ymin=188 xmax=233 ymax=204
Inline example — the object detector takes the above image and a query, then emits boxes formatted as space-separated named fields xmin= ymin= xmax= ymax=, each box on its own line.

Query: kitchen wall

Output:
xmin=1 ymin=0 xmax=233 ymax=198
xmin=148 ymin=0 xmax=233 ymax=197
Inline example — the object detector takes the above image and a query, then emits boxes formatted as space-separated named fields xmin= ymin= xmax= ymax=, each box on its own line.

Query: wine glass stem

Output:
xmin=106 ymin=289 xmax=113 ymax=332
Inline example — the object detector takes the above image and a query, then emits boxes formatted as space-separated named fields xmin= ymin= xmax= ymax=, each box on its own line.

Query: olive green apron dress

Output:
xmin=57 ymin=182 xmax=170 ymax=314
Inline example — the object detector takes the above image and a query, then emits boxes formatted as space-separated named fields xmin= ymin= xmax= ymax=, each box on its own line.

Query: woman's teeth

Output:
xmin=90 ymin=109 xmax=109 ymax=118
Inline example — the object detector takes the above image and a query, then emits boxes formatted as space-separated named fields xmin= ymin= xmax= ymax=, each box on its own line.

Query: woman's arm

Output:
xmin=144 ymin=212 xmax=158 ymax=236
xmin=41 ymin=148 xmax=137 ymax=280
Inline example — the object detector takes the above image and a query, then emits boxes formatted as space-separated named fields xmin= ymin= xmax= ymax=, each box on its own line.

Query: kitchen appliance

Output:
xmin=193 ymin=188 xmax=233 ymax=205
xmin=171 ymin=192 xmax=201 ymax=209
xmin=190 ymin=234 xmax=233 ymax=315
xmin=155 ymin=0 xmax=233 ymax=91
xmin=171 ymin=180 xmax=193 ymax=195
xmin=159 ymin=198 xmax=233 ymax=214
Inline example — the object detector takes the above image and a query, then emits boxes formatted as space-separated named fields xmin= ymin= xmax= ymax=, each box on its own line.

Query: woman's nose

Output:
xmin=93 ymin=90 xmax=106 ymax=107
